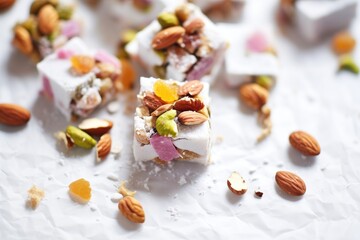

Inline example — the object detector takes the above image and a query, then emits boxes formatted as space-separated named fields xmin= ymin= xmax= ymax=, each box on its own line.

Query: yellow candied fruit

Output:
xmin=119 ymin=59 xmax=136 ymax=91
xmin=68 ymin=178 xmax=91 ymax=204
xmin=332 ymin=32 xmax=356 ymax=55
xmin=153 ymin=79 xmax=179 ymax=103
xmin=70 ymin=55 xmax=95 ymax=75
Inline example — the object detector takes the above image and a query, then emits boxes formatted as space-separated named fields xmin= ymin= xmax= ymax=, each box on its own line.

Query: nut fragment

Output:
xmin=176 ymin=149 xmax=201 ymax=161
xmin=135 ymin=129 xmax=150 ymax=145
xmin=184 ymin=18 xmax=204 ymax=34
xmin=78 ymin=118 xmax=113 ymax=136
xmin=27 ymin=185 xmax=45 ymax=209
xmin=239 ymin=83 xmax=268 ymax=110
xmin=178 ymin=111 xmax=208 ymax=125
xmin=65 ymin=126 xmax=97 ymax=149
xmin=0 ymin=103 xmax=31 ymax=126
xmin=173 ymin=97 xmax=204 ymax=112
xmin=38 ymin=4 xmax=59 ymax=35
xmin=96 ymin=133 xmax=112 ymax=162
xmin=275 ymin=171 xmax=306 ymax=196
xmin=152 ymin=26 xmax=185 ymax=50
xmin=289 ymin=131 xmax=321 ymax=156
xmin=254 ymin=190 xmax=263 ymax=198
xmin=12 ymin=26 xmax=33 ymax=54
xmin=118 ymin=181 xmax=145 ymax=224
xmin=54 ymin=131 xmax=74 ymax=150
xmin=227 ymin=172 xmax=247 ymax=195
xmin=151 ymin=104 xmax=173 ymax=117
xmin=178 ymin=80 xmax=204 ymax=96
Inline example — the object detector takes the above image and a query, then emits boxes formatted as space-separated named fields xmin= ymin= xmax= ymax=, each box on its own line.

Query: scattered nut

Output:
xmin=96 ymin=133 xmax=112 ymax=162
xmin=289 ymin=131 xmax=321 ymax=156
xmin=27 ymin=185 xmax=45 ymax=209
xmin=78 ymin=118 xmax=113 ymax=136
xmin=275 ymin=171 xmax=306 ymax=196
xmin=239 ymin=83 xmax=268 ymax=110
xmin=227 ymin=172 xmax=247 ymax=195
xmin=118 ymin=181 xmax=145 ymax=224
xmin=0 ymin=103 xmax=31 ymax=126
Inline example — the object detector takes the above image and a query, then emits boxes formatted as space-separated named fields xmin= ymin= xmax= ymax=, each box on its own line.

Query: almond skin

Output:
xmin=178 ymin=80 xmax=203 ymax=96
xmin=184 ymin=18 xmax=204 ymax=34
xmin=143 ymin=92 xmax=165 ymax=112
xmin=12 ymin=26 xmax=33 ymax=54
xmin=275 ymin=171 xmax=306 ymax=196
xmin=178 ymin=111 xmax=208 ymax=125
xmin=173 ymin=97 xmax=204 ymax=112
xmin=38 ymin=4 xmax=59 ymax=35
xmin=96 ymin=133 xmax=112 ymax=162
xmin=152 ymin=26 xmax=185 ymax=50
xmin=151 ymin=104 xmax=173 ymax=117
xmin=78 ymin=118 xmax=113 ymax=136
xmin=0 ymin=103 xmax=31 ymax=126
xmin=0 ymin=0 xmax=15 ymax=10
xmin=239 ymin=83 xmax=268 ymax=110
xmin=289 ymin=131 xmax=321 ymax=156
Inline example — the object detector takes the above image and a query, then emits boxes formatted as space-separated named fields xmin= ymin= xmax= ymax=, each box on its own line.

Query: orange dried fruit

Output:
xmin=68 ymin=178 xmax=91 ymax=204
xmin=118 ymin=59 xmax=136 ymax=91
xmin=153 ymin=79 xmax=179 ymax=103
xmin=332 ymin=32 xmax=356 ymax=55
xmin=70 ymin=55 xmax=95 ymax=74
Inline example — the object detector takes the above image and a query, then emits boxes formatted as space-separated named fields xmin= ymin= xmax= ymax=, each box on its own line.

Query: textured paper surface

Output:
xmin=1 ymin=1 xmax=360 ymax=239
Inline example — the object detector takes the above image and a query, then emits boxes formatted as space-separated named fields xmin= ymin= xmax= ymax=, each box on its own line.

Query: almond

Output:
xmin=176 ymin=149 xmax=201 ymax=161
xmin=239 ymin=83 xmax=268 ymax=110
xmin=78 ymin=118 xmax=113 ymax=136
xmin=289 ymin=131 xmax=320 ymax=156
xmin=173 ymin=97 xmax=204 ymax=112
xmin=12 ymin=26 xmax=33 ymax=54
xmin=178 ymin=111 xmax=208 ymax=125
xmin=275 ymin=171 xmax=306 ymax=196
xmin=0 ymin=103 xmax=31 ymax=126
xmin=151 ymin=104 xmax=173 ymax=117
xmin=184 ymin=18 xmax=204 ymax=34
xmin=178 ymin=80 xmax=203 ymax=96
xmin=152 ymin=26 xmax=185 ymax=50
xmin=227 ymin=172 xmax=247 ymax=195
xmin=142 ymin=92 xmax=165 ymax=112
xmin=38 ymin=4 xmax=59 ymax=35
xmin=54 ymin=131 xmax=74 ymax=150
xmin=0 ymin=0 xmax=15 ymax=10
xmin=135 ymin=129 xmax=150 ymax=145
xmin=96 ymin=133 xmax=112 ymax=162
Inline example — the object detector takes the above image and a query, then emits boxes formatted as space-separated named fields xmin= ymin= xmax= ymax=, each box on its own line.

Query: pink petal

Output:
xmin=150 ymin=134 xmax=180 ymax=161
xmin=57 ymin=49 xmax=75 ymax=59
xmin=61 ymin=20 xmax=81 ymax=39
xmin=187 ymin=56 xmax=214 ymax=81
xmin=42 ymin=76 xmax=53 ymax=100
xmin=246 ymin=32 xmax=268 ymax=53
xmin=94 ymin=50 xmax=120 ymax=69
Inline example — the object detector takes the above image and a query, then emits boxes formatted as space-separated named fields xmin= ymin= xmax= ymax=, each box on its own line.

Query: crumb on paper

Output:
xmin=107 ymin=174 xmax=119 ymax=182
xmin=110 ymin=143 xmax=123 ymax=157
xmin=166 ymin=207 xmax=180 ymax=221
xmin=254 ymin=189 xmax=264 ymax=198
xmin=178 ymin=176 xmax=187 ymax=186
xmin=215 ymin=135 xmax=224 ymax=145
xmin=111 ymin=193 xmax=122 ymax=203
xmin=27 ymin=185 xmax=45 ymax=210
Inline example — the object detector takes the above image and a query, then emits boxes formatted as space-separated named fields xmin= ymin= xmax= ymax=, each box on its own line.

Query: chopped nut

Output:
xmin=27 ymin=185 xmax=45 ymax=209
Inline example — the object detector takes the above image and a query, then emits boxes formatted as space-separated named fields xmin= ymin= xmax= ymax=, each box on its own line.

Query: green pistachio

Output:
xmin=255 ymin=76 xmax=273 ymax=90
xmin=156 ymin=110 xmax=178 ymax=138
xmin=339 ymin=55 xmax=359 ymax=75
xmin=57 ymin=5 xmax=74 ymax=20
xmin=65 ymin=126 xmax=97 ymax=149
xmin=157 ymin=12 xmax=179 ymax=29
xmin=30 ymin=0 xmax=59 ymax=15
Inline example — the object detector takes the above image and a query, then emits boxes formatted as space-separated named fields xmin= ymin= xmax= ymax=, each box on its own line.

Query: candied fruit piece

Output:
xmin=118 ymin=59 xmax=136 ymax=91
xmin=70 ymin=55 xmax=95 ymax=75
xmin=153 ymin=79 xmax=179 ymax=103
xmin=332 ymin=32 xmax=356 ymax=55
xmin=69 ymin=178 xmax=91 ymax=204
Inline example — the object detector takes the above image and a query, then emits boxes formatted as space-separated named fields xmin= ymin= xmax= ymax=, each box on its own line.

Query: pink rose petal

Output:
xmin=57 ymin=49 xmax=75 ymax=59
xmin=187 ymin=56 xmax=215 ymax=81
xmin=42 ymin=76 xmax=53 ymax=100
xmin=61 ymin=20 xmax=81 ymax=38
xmin=150 ymin=134 xmax=180 ymax=161
xmin=246 ymin=32 xmax=268 ymax=53
xmin=94 ymin=50 xmax=120 ymax=69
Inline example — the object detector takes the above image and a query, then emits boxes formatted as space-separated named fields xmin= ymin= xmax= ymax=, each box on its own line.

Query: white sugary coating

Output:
xmin=218 ymin=23 xmax=280 ymax=87
xmin=109 ymin=0 xmax=182 ymax=27
xmin=126 ymin=3 xmax=227 ymax=85
xmin=294 ymin=0 xmax=357 ymax=42
xmin=133 ymin=77 xmax=211 ymax=165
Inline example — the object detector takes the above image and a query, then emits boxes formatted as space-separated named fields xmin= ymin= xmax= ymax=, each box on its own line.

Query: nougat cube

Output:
xmin=126 ymin=3 xmax=227 ymax=85
xmin=133 ymin=77 xmax=211 ymax=165
xmin=37 ymin=38 xmax=122 ymax=120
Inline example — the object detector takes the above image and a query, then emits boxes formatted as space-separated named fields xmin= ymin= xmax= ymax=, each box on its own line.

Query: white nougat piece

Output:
xmin=294 ymin=0 xmax=357 ymax=42
xmin=126 ymin=3 xmax=227 ymax=85
xmin=133 ymin=77 xmax=211 ymax=165
xmin=218 ymin=24 xmax=280 ymax=87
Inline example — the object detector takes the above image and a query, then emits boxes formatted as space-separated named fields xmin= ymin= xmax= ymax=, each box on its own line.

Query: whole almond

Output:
xmin=0 ymin=0 xmax=15 ymax=10
xmin=239 ymin=83 xmax=268 ymax=110
xmin=152 ymin=26 xmax=185 ymax=50
xmin=38 ymin=4 xmax=59 ymax=35
xmin=275 ymin=171 xmax=306 ymax=196
xmin=178 ymin=80 xmax=203 ymax=96
xmin=78 ymin=118 xmax=113 ymax=136
xmin=184 ymin=18 xmax=204 ymax=34
xmin=0 ymin=103 xmax=31 ymax=126
xmin=173 ymin=97 xmax=204 ymax=112
xmin=289 ymin=131 xmax=321 ymax=156
xmin=12 ymin=26 xmax=33 ymax=54
xmin=96 ymin=133 xmax=112 ymax=162
xmin=178 ymin=111 xmax=208 ymax=125
xmin=118 ymin=196 xmax=145 ymax=223
xmin=142 ymin=92 xmax=165 ymax=112
xmin=151 ymin=104 xmax=173 ymax=117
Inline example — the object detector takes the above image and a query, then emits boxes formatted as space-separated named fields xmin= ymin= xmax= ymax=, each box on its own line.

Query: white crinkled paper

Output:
xmin=0 ymin=0 xmax=360 ymax=239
